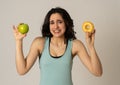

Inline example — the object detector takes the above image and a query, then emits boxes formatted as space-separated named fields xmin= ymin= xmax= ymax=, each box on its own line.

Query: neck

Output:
xmin=50 ymin=37 xmax=66 ymax=46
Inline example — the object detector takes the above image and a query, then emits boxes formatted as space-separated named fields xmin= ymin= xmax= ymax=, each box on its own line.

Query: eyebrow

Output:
xmin=50 ymin=19 xmax=63 ymax=22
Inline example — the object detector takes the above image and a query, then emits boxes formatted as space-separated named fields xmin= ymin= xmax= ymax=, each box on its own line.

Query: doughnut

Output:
xmin=82 ymin=21 xmax=94 ymax=32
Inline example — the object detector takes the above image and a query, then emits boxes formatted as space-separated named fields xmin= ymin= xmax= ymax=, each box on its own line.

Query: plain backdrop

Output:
xmin=0 ymin=0 xmax=120 ymax=85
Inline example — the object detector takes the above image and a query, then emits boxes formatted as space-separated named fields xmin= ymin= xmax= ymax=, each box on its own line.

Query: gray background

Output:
xmin=0 ymin=0 xmax=120 ymax=85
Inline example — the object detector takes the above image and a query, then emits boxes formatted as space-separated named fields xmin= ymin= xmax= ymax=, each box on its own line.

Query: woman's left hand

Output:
xmin=85 ymin=29 xmax=96 ymax=48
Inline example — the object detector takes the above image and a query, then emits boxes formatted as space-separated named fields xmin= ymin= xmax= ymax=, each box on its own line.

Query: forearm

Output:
xmin=15 ymin=40 xmax=26 ymax=75
xmin=89 ymin=46 xmax=103 ymax=76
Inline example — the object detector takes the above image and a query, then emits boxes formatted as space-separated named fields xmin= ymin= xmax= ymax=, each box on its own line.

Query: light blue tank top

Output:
xmin=39 ymin=37 xmax=73 ymax=85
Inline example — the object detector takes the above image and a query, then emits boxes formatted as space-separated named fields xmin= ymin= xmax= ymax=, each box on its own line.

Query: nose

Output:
xmin=54 ymin=22 xmax=58 ymax=29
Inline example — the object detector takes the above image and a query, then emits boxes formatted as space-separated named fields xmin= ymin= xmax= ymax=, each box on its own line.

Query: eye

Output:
xmin=58 ymin=20 xmax=63 ymax=24
xmin=50 ymin=21 xmax=54 ymax=24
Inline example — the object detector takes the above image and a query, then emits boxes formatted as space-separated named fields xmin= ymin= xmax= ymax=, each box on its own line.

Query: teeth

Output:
xmin=54 ymin=30 xmax=60 ymax=33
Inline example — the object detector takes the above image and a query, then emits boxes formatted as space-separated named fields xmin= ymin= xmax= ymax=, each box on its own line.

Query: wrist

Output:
xmin=15 ymin=39 xmax=23 ymax=44
xmin=87 ymin=43 xmax=94 ymax=49
xmin=88 ymin=45 xmax=95 ymax=51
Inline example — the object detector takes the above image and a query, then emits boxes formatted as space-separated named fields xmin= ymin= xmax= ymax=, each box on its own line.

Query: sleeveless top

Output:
xmin=39 ymin=37 xmax=73 ymax=85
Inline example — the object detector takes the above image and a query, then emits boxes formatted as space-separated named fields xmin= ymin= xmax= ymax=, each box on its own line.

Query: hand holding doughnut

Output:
xmin=82 ymin=21 xmax=94 ymax=33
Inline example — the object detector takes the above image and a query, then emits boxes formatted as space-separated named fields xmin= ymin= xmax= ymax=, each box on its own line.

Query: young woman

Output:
xmin=13 ymin=7 xmax=102 ymax=85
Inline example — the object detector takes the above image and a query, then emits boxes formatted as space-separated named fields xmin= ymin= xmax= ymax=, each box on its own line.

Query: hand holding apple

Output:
xmin=18 ymin=23 xmax=29 ymax=34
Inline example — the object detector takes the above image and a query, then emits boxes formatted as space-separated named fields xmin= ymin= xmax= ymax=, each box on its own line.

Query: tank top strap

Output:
xmin=42 ymin=37 xmax=49 ymax=53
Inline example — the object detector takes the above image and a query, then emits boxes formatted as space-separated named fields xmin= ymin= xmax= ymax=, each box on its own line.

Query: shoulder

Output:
xmin=32 ymin=36 xmax=46 ymax=44
xmin=72 ymin=39 xmax=85 ymax=56
xmin=31 ymin=36 xmax=46 ymax=53
xmin=72 ymin=39 xmax=84 ymax=46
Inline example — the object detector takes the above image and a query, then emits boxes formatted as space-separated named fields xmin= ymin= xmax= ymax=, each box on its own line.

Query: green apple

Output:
xmin=18 ymin=23 xmax=29 ymax=34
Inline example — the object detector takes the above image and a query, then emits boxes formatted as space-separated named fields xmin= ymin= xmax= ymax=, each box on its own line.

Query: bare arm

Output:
xmin=13 ymin=26 xmax=40 ymax=75
xmin=73 ymin=30 xmax=103 ymax=76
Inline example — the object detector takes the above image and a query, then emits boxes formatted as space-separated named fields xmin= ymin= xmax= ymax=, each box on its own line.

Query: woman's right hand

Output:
xmin=13 ymin=25 xmax=27 ymax=41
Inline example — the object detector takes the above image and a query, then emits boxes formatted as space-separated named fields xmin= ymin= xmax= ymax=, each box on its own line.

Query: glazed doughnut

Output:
xmin=82 ymin=21 xmax=94 ymax=32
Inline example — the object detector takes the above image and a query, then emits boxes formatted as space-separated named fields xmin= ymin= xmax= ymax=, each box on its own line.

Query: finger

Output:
xmin=13 ymin=25 xmax=19 ymax=33
xmin=86 ymin=32 xmax=92 ymax=37
xmin=92 ymin=29 xmax=96 ymax=34
xmin=91 ymin=29 xmax=96 ymax=38
xmin=20 ymin=33 xmax=27 ymax=38
xmin=13 ymin=25 xmax=16 ymax=30
xmin=13 ymin=25 xmax=17 ymax=32
xmin=90 ymin=29 xmax=95 ymax=42
xmin=85 ymin=32 xmax=89 ymax=38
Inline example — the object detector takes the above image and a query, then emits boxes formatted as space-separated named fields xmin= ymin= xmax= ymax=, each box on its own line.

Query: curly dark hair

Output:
xmin=42 ymin=7 xmax=76 ymax=40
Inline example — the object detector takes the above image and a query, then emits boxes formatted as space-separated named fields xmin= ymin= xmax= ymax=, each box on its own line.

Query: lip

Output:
xmin=53 ymin=29 xmax=61 ymax=34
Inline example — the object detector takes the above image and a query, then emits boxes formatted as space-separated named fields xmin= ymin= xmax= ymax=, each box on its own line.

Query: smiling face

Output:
xmin=49 ymin=13 xmax=66 ymax=38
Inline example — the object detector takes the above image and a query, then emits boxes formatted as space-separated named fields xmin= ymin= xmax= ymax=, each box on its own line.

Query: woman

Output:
xmin=13 ymin=7 xmax=102 ymax=85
